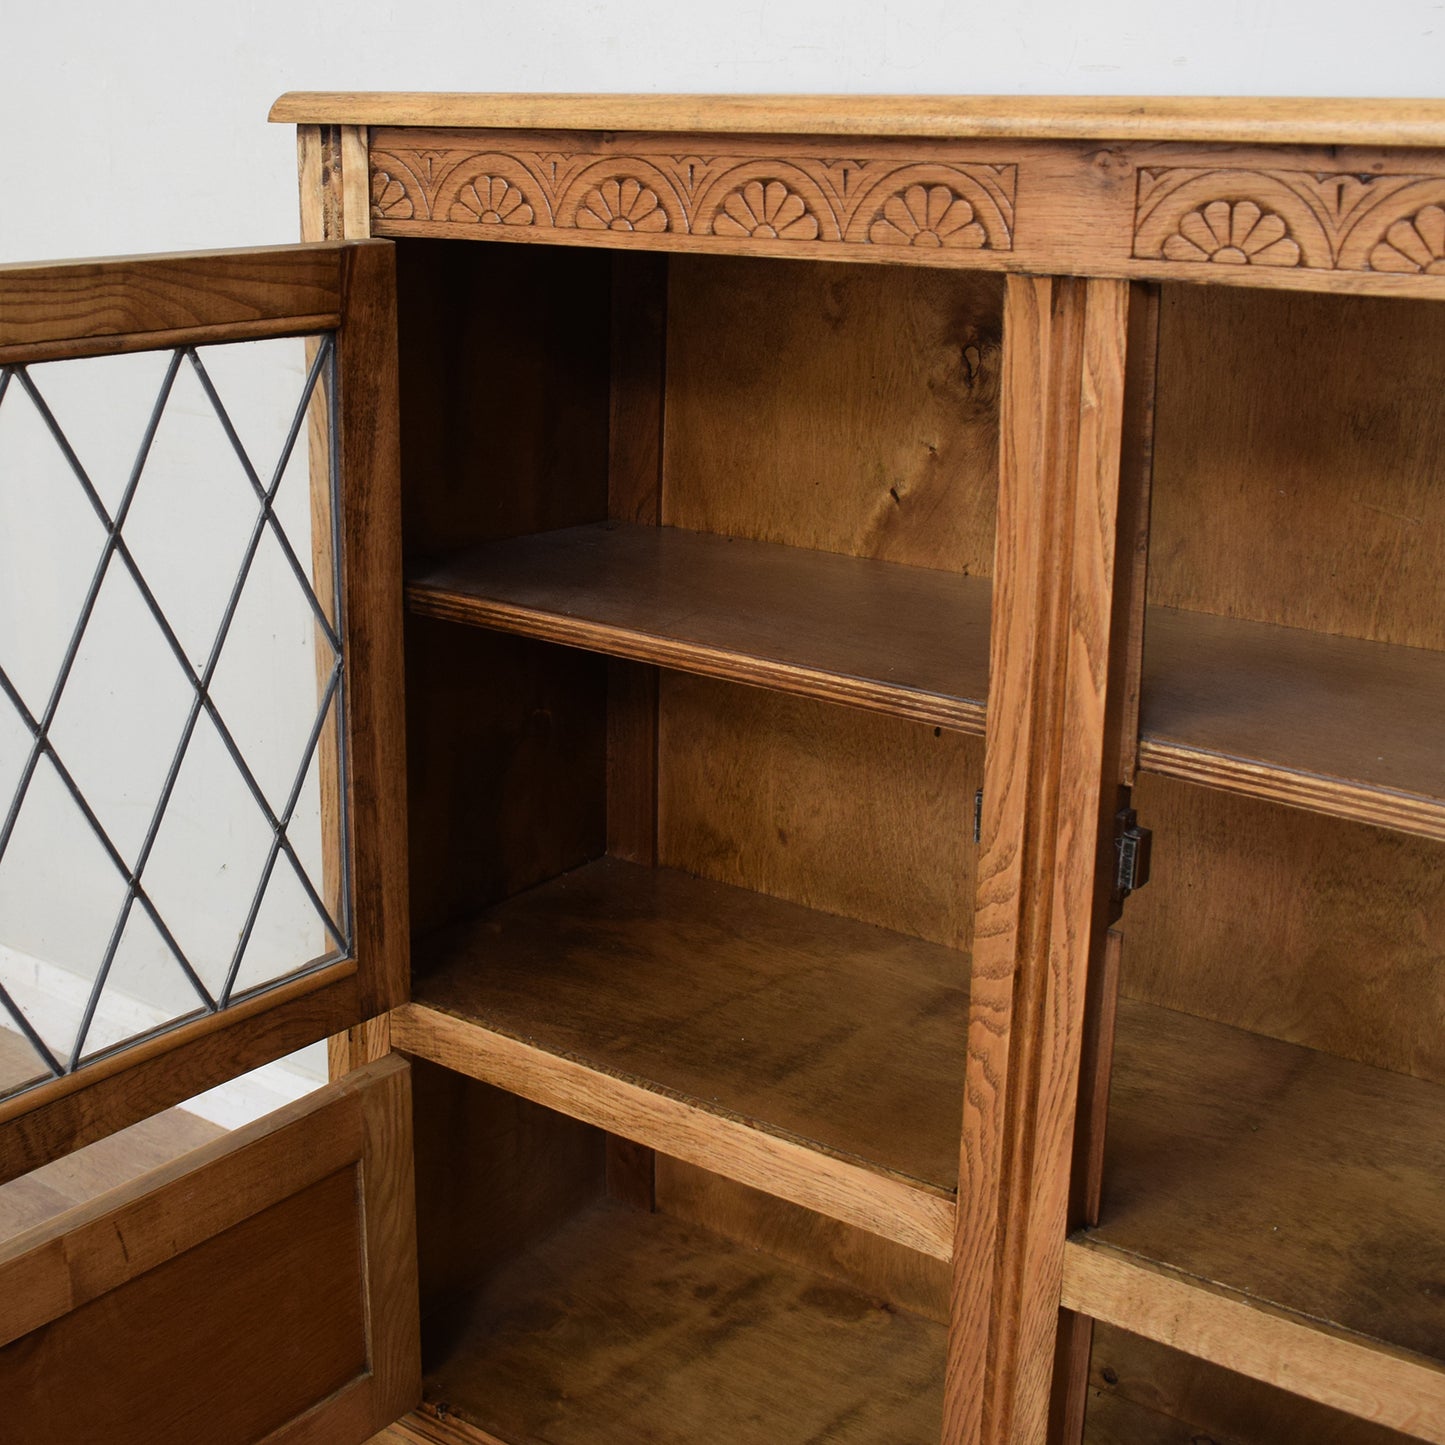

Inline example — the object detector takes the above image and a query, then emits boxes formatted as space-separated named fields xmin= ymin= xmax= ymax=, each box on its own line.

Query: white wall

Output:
xmin=0 ymin=1 xmax=1440 ymax=1081
xmin=2 ymin=0 xmax=1441 ymax=266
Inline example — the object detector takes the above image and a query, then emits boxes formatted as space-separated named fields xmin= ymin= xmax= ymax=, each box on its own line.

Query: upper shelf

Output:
xmin=269 ymin=93 xmax=1445 ymax=148
xmin=407 ymin=523 xmax=992 ymax=733
xmin=1139 ymin=606 xmax=1445 ymax=838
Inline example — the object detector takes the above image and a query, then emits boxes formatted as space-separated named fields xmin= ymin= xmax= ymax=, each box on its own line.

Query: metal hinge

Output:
xmin=1114 ymin=807 xmax=1152 ymax=901
xmin=973 ymin=788 xmax=984 ymax=844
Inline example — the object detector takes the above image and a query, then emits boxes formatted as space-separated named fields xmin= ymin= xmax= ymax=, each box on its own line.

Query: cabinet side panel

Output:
xmin=394 ymin=239 xmax=611 ymax=562
xmin=656 ymin=673 xmax=979 ymax=953
xmin=1121 ymin=774 xmax=1445 ymax=1084
xmin=1148 ymin=285 xmax=1445 ymax=649
xmin=410 ymin=1059 xmax=605 ymax=1328
xmin=663 ymin=256 xmax=1002 ymax=572
xmin=405 ymin=619 xmax=606 ymax=936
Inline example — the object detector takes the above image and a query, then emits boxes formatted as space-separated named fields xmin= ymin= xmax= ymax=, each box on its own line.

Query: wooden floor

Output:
xmin=0 ymin=1095 xmax=223 ymax=1239
xmin=416 ymin=1198 xmax=944 ymax=1445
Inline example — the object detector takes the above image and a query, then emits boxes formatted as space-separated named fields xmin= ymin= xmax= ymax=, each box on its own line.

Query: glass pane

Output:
xmin=0 ymin=336 xmax=349 ymax=1103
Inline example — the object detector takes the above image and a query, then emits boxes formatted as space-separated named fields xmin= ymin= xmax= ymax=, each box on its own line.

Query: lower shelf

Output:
xmin=397 ymin=856 xmax=965 ymax=1258
xmin=418 ymin=1198 xmax=944 ymax=1445
xmin=1065 ymin=998 xmax=1445 ymax=1441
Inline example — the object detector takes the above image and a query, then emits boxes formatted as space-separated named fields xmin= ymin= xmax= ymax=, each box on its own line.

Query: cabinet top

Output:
xmin=269 ymin=92 xmax=1445 ymax=148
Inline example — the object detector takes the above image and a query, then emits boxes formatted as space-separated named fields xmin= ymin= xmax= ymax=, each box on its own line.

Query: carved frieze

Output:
xmin=368 ymin=145 xmax=1017 ymax=255
xmin=1134 ymin=167 xmax=1445 ymax=274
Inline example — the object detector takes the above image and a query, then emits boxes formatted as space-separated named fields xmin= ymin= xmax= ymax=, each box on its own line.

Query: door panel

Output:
xmin=0 ymin=242 xmax=407 ymax=1180
xmin=0 ymin=1053 xmax=419 ymax=1443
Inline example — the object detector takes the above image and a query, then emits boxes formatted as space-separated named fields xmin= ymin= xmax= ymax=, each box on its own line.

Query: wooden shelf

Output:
xmin=418 ymin=1198 xmax=944 ymax=1445
xmin=1062 ymin=998 xmax=1445 ymax=1441
xmin=405 ymin=523 xmax=991 ymax=732
xmin=392 ymin=856 xmax=967 ymax=1259
xmin=1139 ymin=606 xmax=1445 ymax=838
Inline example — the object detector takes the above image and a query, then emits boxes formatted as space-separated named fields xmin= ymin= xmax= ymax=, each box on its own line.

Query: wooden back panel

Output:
xmin=663 ymin=256 xmax=1002 ymax=571
xmin=1149 ymin=285 xmax=1445 ymax=649
xmin=1120 ymin=774 xmax=1445 ymax=1083
xmin=657 ymin=674 xmax=980 ymax=953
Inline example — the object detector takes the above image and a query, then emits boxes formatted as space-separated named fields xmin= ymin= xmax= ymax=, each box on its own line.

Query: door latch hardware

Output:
xmin=1114 ymin=807 xmax=1152 ymax=900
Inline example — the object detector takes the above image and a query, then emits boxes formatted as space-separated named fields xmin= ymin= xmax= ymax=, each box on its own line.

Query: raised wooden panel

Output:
xmin=0 ymin=1056 xmax=418 ymax=1444
xmin=658 ymin=673 xmax=980 ymax=950
xmin=1147 ymin=285 xmax=1445 ymax=649
xmin=663 ymin=257 xmax=1002 ymax=570
xmin=1121 ymin=775 xmax=1445 ymax=1084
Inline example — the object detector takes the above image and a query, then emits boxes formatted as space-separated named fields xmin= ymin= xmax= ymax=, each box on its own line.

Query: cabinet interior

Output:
xmin=391 ymin=237 xmax=998 ymax=1437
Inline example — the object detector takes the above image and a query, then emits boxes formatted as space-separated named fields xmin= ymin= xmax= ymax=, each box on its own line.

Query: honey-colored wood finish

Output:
xmin=0 ymin=1057 xmax=419 ymax=1443
xmin=274 ymin=93 xmax=1445 ymax=148
xmin=0 ymin=245 xmax=345 ymax=362
xmin=409 ymin=523 xmax=992 ymax=731
xmin=947 ymin=276 xmax=1138 ymax=1445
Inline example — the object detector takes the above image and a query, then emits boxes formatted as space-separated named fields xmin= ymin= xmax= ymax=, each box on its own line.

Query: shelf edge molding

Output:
xmin=391 ymin=1003 xmax=956 ymax=1262
xmin=1061 ymin=1238 xmax=1445 ymax=1444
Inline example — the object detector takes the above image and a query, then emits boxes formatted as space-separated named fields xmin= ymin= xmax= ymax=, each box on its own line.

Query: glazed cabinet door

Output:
xmin=0 ymin=242 xmax=408 ymax=1180
xmin=0 ymin=1053 xmax=419 ymax=1442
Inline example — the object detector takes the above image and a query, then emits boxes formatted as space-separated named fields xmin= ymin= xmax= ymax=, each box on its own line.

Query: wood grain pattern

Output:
xmin=0 ymin=246 xmax=345 ymax=361
xmin=335 ymin=239 xmax=410 ymax=1020
xmin=1085 ymin=1323 xmax=1427 ymax=1445
xmin=1120 ymin=776 xmax=1445 ymax=1084
xmin=421 ymin=1199 xmax=945 ymax=1445
xmin=658 ymin=673 xmax=981 ymax=949
xmin=656 ymin=1155 xmax=951 ymax=1324
xmin=662 ymin=257 xmax=1001 ymax=569
xmin=407 ymin=523 xmax=993 ymax=732
xmin=273 ymin=93 xmax=1445 ymax=148
xmin=946 ymin=276 xmax=1135 ymax=1445
xmin=405 ymin=855 xmax=966 ymax=1196
xmin=1140 ymin=606 xmax=1445 ymax=838
xmin=1063 ymin=1242 xmax=1445 ymax=1443
xmin=1092 ymin=997 xmax=1445 ymax=1362
xmin=392 ymin=1002 xmax=955 ymax=1261
xmin=1148 ymin=285 xmax=1445 ymax=649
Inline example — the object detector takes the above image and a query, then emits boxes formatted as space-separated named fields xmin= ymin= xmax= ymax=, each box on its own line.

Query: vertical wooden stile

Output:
xmin=303 ymin=127 xmax=397 ymax=1081
xmin=945 ymin=275 xmax=1138 ymax=1445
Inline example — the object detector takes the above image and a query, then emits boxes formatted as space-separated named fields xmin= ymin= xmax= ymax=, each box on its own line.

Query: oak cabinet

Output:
xmin=1 ymin=94 xmax=1442 ymax=1445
